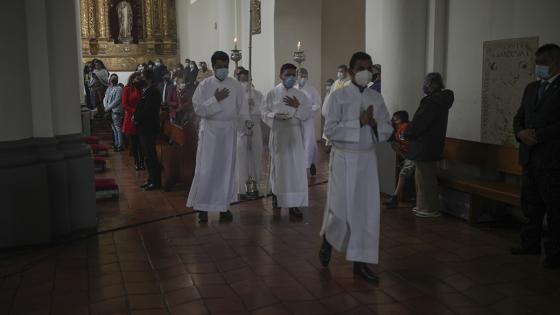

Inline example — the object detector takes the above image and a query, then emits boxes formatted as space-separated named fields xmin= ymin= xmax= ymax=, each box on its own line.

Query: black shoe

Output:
xmin=198 ymin=211 xmax=208 ymax=223
xmin=144 ymin=183 xmax=161 ymax=191
xmin=319 ymin=236 xmax=332 ymax=267
xmin=140 ymin=181 xmax=151 ymax=188
xmin=220 ymin=210 xmax=233 ymax=222
xmin=383 ymin=195 xmax=398 ymax=208
xmin=353 ymin=262 xmax=379 ymax=283
xmin=310 ymin=164 xmax=317 ymax=176
xmin=511 ymin=246 xmax=541 ymax=256
xmin=543 ymin=257 xmax=560 ymax=269
xmin=289 ymin=207 xmax=303 ymax=219
xmin=272 ymin=194 xmax=280 ymax=209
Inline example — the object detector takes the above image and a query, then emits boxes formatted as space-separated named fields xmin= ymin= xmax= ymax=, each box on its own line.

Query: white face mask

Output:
xmin=354 ymin=70 xmax=373 ymax=87
xmin=240 ymin=81 xmax=249 ymax=89
xmin=299 ymin=78 xmax=307 ymax=87
xmin=337 ymin=72 xmax=345 ymax=80
xmin=536 ymin=65 xmax=551 ymax=80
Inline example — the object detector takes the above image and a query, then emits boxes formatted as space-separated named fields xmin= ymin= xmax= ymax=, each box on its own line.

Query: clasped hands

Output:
xmin=360 ymin=105 xmax=377 ymax=128
xmin=517 ymin=129 xmax=538 ymax=146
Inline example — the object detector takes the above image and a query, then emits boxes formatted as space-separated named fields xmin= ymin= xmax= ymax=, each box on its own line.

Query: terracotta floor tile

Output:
xmin=251 ymin=304 xmax=292 ymax=315
xmin=269 ymin=285 xmax=314 ymax=302
xmin=125 ymin=281 xmax=161 ymax=295
xmin=319 ymin=293 xmax=360 ymax=313
xmin=169 ymin=300 xmax=209 ymax=315
xmin=90 ymin=284 xmax=127 ymax=302
xmin=205 ymin=296 xmax=246 ymax=313
xmin=128 ymin=293 xmax=165 ymax=310
xmin=90 ymin=296 xmax=128 ymax=315
xmin=283 ymin=300 xmax=331 ymax=315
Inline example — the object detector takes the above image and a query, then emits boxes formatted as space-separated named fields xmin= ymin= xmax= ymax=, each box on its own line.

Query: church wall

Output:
xmin=176 ymin=0 xmax=219 ymax=65
xmin=445 ymin=0 xmax=560 ymax=141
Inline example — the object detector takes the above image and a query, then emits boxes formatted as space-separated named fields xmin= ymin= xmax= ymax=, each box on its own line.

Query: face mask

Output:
xmin=536 ymin=65 xmax=551 ymax=80
xmin=155 ymin=62 xmax=161 ymax=67
xmin=354 ymin=70 xmax=373 ymax=87
xmin=215 ymin=68 xmax=229 ymax=81
xmin=178 ymin=83 xmax=186 ymax=89
xmin=240 ymin=82 xmax=249 ymax=89
xmin=337 ymin=72 xmax=345 ymax=80
xmin=325 ymin=85 xmax=332 ymax=92
xmin=284 ymin=76 xmax=297 ymax=89
xmin=299 ymin=78 xmax=307 ymax=87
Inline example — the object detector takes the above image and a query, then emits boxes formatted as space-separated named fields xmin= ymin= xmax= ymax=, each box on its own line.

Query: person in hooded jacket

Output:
xmin=404 ymin=72 xmax=454 ymax=218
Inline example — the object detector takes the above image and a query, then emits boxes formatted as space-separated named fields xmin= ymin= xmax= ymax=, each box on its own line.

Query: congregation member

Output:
xmin=262 ymin=63 xmax=312 ymax=219
xmin=296 ymin=67 xmax=321 ymax=176
xmin=90 ymin=59 xmax=110 ymax=117
xmin=384 ymin=110 xmax=414 ymax=208
xmin=236 ymin=69 xmax=264 ymax=198
xmin=184 ymin=60 xmax=199 ymax=84
xmin=319 ymin=52 xmax=393 ymax=283
xmin=134 ymin=70 xmax=163 ymax=191
xmin=404 ymin=72 xmax=454 ymax=218
xmin=122 ymin=72 xmax=144 ymax=170
xmin=103 ymin=74 xmax=124 ymax=152
xmin=370 ymin=64 xmax=381 ymax=93
xmin=153 ymin=58 xmax=168 ymax=86
xmin=196 ymin=61 xmax=214 ymax=82
xmin=322 ymin=65 xmax=351 ymax=151
xmin=324 ymin=78 xmax=334 ymax=99
xmin=512 ymin=43 xmax=560 ymax=269
xmin=167 ymin=77 xmax=192 ymax=125
xmin=187 ymin=51 xmax=249 ymax=223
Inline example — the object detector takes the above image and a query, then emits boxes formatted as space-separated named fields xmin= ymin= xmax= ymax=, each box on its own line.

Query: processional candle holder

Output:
xmin=243 ymin=120 xmax=259 ymax=200
xmin=293 ymin=41 xmax=306 ymax=70
xmin=231 ymin=37 xmax=242 ymax=69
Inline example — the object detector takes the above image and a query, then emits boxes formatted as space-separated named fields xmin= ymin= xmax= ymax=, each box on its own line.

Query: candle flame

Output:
xmin=297 ymin=41 xmax=301 ymax=50
xmin=234 ymin=37 xmax=238 ymax=43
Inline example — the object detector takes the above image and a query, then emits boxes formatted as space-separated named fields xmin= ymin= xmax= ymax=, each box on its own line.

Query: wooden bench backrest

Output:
xmin=442 ymin=138 xmax=522 ymax=176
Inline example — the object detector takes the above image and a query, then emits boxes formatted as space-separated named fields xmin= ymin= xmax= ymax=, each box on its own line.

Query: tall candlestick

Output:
xmin=297 ymin=41 xmax=301 ymax=52
xmin=234 ymin=37 xmax=238 ymax=50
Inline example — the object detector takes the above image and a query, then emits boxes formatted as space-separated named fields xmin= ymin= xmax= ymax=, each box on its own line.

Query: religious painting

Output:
xmin=481 ymin=37 xmax=539 ymax=147
xmin=251 ymin=0 xmax=261 ymax=35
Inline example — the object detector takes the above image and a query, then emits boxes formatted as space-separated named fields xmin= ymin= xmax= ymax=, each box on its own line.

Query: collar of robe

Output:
xmin=352 ymin=81 xmax=366 ymax=93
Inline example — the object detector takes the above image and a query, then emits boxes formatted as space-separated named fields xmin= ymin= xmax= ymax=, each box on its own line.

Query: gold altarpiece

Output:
xmin=80 ymin=0 xmax=179 ymax=71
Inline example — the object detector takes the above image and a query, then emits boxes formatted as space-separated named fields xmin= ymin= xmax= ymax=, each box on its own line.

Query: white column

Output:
xmin=0 ymin=1 xmax=34 ymax=142
xmin=45 ymin=0 xmax=83 ymax=136
xmin=366 ymin=0 xmax=429 ymax=115
xmin=217 ymin=0 xmax=236 ymax=63
xmin=426 ymin=0 xmax=448 ymax=74
xmin=26 ymin=0 xmax=55 ymax=138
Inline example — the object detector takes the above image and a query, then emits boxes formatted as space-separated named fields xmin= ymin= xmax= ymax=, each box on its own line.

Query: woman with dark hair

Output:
xmin=104 ymin=73 xmax=124 ymax=151
xmin=83 ymin=62 xmax=94 ymax=108
xmin=90 ymin=59 xmax=110 ymax=117
xmin=122 ymin=72 xmax=144 ymax=170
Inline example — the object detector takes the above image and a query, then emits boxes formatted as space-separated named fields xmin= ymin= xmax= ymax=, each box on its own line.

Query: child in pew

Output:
xmin=384 ymin=110 xmax=415 ymax=208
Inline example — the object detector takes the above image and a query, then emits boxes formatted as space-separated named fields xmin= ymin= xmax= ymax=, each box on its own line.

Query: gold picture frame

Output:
xmin=251 ymin=0 xmax=261 ymax=35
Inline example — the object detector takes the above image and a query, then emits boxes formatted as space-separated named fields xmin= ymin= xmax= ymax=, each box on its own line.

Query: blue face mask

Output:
xmin=215 ymin=68 xmax=229 ymax=81
xmin=536 ymin=65 xmax=551 ymax=80
xmin=283 ymin=76 xmax=297 ymax=89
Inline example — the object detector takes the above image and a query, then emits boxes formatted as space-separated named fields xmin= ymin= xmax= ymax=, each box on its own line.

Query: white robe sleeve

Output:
xmin=324 ymin=92 xmax=360 ymax=143
xmin=261 ymin=91 xmax=276 ymax=128
xmin=321 ymin=92 xmax=332 ymax=118
xmin=192 ymin=82 xmax=223 ymax=118
xmin=292 ymin=93 xmax=312 ymax=121
xmin=236 ymin=84 xmax=251 ymax=132
xmin=311 ymin=87 xmax=322 ymax=112
xmin=373 ymin=95 xmax=394 ymax=143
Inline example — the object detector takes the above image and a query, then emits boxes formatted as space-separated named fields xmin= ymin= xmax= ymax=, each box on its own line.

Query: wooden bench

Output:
xmin=157 ymin=113 xmax=198 ymax=192
xmin=439 ymin=138 xmax=521 ymax=224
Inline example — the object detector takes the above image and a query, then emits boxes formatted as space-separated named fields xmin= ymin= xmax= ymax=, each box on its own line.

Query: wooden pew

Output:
xmin=439 ymin=138 xmax=521 ymax=224
xmin=157 ymin=113 xmax=197 ymax=192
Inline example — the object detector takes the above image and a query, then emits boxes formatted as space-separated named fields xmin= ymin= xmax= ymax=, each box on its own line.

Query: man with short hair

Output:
xmin=370 ymin=64 xmax=381 ymax=93
xmin=319 ymin=52 xmax=393 ymax=282
xmin=512 ymin=43 xmax=560 ymax=269
xmin=296 ymin=68 xmax=321 ymax=176
xmin=262 ymin=63 xmax=312 ymax=219
xmin=197 ymin=61 xmax=214 ymax=82
xmin=187 ymin=51 xmax=249 ymax=223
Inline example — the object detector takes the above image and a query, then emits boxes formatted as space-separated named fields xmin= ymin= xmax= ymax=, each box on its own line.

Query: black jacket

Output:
xmin=404 ymin=89 xmax=454 ymax=161
xmin=513 ymin=76 xmax=560 ymax=169
xmin=134 ymin=85 xmax=162 ymax=136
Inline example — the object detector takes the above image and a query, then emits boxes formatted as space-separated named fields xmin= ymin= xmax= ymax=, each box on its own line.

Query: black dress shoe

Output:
xmin=289 ymin=207 xmax=303 ymax=218
xmin=144 ymin=183 xmax=161 ymax=191
xmin=220 ymin=210 xmax=233 ymax=222
xmin=511 ymin=246 xmax=541 ymax=256
xmin=140 ymin=181 xmax=151 ymax=188
xmin=383 ymin=195 xmax=398 ymax=208
xmin=353 ymin=262 xmax=379 ymax=283
xmin=310 ymin=164 xmax=317 ymax=176
xmin=198 ymin=211 xmax=208 ymax=223
xmin=272 ymin=194 xmax=280 ymax=209
xmin=319 ymin=236 xmax=332 ymax=267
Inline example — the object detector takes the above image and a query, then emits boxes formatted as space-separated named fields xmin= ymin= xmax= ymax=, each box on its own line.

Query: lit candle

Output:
xmin=234 ymin=37 xmax=238 ymax=50
xmin=297 ymin=41 xmax=301 ymax=52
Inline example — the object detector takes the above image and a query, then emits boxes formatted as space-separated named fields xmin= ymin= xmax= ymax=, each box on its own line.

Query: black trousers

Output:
xmin=129 ymin=135 xmax=144 ymax=165
xmin=139 ymin=132 xmax=161 ymax=186
xmin=520 ymin=166 xmax=560 ymax=261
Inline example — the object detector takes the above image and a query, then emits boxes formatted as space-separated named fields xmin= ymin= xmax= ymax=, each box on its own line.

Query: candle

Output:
xmin=234 ymin=37 xmax=238 ymax=50
xmin=297 ymin=41 xmax=301 ymax=52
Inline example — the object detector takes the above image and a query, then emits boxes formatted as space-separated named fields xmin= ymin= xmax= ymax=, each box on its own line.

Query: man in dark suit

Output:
xmin=512 ymin=43 xmax=560 ymax=269
xmin=134 ymin=69 xmax=162 ymax=191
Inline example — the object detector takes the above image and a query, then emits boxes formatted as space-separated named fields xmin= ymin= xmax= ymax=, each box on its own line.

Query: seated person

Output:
xmin=384 ymin=110 xmax=415 ymax=207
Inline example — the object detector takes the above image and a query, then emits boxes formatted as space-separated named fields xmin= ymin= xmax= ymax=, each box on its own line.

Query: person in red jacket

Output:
xmin=122 ymin=72 xmax=145 ymax=170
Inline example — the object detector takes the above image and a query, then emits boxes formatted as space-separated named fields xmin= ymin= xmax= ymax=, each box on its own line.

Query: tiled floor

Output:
xmin=1 ymin=137 xmax=560 ymax=314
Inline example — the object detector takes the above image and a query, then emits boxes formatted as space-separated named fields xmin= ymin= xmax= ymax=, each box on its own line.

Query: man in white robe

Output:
xmin=262 ymin=63 xmax=312 ymax=219
xmin=187 ymin=51 xmax=249 ymax=223
xmin=296 ymin=68 xmax=321 ymax=176
xmin=319 ymin=52 xmax=393 ymax=283
xmin=236 ymin=69 xmax=264 ymax=198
